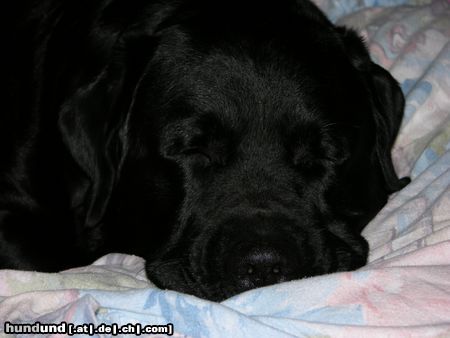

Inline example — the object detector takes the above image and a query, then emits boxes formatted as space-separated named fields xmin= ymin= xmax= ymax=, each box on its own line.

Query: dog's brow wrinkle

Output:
xmin=322 ymin=122 xmax=338 ymax=129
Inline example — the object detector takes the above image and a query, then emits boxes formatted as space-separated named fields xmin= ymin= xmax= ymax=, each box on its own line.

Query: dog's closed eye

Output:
xmin=181 ymin=146 xmax=214 ymax=166
xmin=287 ymin=124 xmax=350 ymax=177
xmin=160 ymin=116 xmax=232 ymax=168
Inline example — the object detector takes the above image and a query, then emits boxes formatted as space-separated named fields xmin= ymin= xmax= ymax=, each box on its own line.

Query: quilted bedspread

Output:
xmin=1 ymin=0 xmax=450 ymax=337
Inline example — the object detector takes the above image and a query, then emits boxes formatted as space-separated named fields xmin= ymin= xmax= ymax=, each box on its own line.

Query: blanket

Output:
xmin=1 ymin=0 xmax=450 ymax=337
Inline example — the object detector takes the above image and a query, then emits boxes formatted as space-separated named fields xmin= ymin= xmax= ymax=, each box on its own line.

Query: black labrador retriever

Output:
xmin=1 ymin=0 xmax=409 ymax=301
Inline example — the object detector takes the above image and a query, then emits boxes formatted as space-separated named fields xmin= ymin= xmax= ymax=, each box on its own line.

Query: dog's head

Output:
xmin=58 ymin=0 xmax=409 ymax=300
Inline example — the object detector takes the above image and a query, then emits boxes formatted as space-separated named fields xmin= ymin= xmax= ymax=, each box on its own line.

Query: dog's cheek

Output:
xmin=329 ymin=160 xmax=390 ymax=232
xmin=146 ymin=261 xmax=193 ymax=293
xmin=332 ymin=235 xmax=369 ymax=272
xmin=309 ymin=227 xmax=368 ymax=274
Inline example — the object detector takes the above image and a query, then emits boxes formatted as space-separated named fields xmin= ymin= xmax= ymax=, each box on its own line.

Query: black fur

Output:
xmin=0 ymin=0 xmax=409 ymax=301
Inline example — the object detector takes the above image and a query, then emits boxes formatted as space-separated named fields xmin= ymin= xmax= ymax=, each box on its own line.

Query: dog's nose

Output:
xmin=227 ymin=244 xmax=299 ymax=289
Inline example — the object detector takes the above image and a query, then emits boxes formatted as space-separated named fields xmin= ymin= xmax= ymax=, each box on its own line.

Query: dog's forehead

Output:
xmin=186 ymin=52 xmax=307 ymax=121
xmin=191 ymin=53 xmax=362 ymax=128
xmin=152 ymin=23 xmax=370 ymax=136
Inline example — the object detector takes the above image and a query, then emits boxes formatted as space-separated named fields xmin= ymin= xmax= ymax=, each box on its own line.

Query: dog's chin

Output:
xmin=145 ymin=250 xmax=310 ymax=301
xmin=145 ymin=259 xmax=226 ymax=301
xmin=145 ymin=262 xmax=267 ymax=301
xmin=144 ymin=229 xmax=369 ymax=301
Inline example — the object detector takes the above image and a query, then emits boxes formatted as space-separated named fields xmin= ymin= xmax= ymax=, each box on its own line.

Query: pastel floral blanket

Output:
xmin=1 ymin=1 xmax=450 ymax=337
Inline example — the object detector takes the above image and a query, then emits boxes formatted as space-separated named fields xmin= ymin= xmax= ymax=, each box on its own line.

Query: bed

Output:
xmin=1 ymin=0 xmax=450 ymax=337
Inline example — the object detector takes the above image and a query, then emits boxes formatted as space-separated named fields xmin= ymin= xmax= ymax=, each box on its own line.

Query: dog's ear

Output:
xmin=337 ymin=27 xmax=410 ymax=193
xmin=58 ymin=20 xmax=160 ymax=229
xmin=57 ymin=0 xmax=180 ymax=230
xmin=367 ymin=62 xmax=411 ymax=192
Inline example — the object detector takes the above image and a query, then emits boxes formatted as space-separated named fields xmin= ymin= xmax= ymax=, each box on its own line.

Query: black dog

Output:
xmin=1 ymin=0 xmax=409 ymax=301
